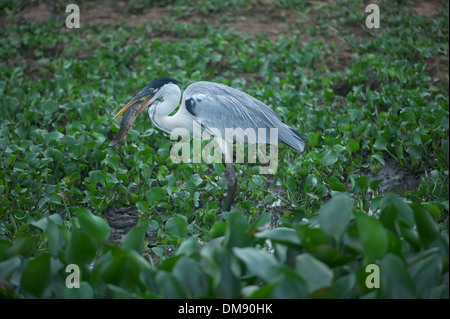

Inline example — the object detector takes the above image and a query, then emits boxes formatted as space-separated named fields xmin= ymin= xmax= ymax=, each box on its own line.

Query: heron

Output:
xmin=112 ymin=78 xmax=306 ymax=211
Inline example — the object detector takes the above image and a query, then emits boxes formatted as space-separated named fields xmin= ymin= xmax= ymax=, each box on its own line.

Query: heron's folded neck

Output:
xmin=148 ymin=84 xmax=185 ymax=133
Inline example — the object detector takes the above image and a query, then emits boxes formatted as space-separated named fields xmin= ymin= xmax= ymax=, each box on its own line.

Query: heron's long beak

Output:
xmin=112 ymin=94 xmax=154 ymax=120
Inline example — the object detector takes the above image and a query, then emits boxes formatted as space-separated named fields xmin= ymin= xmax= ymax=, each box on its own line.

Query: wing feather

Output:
xmin=182 ymin=81 xmax=305 ymax=152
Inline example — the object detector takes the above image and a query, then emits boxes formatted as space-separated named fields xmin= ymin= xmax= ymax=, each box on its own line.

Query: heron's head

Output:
xmin=112 ymin=78 xmax=181 ymax=120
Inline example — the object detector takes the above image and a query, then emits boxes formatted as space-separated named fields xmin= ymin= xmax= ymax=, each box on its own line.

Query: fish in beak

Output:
xmin=109 ymin=92 xmax=154 ymax=147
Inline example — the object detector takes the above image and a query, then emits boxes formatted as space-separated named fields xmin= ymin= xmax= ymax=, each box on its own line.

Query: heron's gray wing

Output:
xmin=182 ymin=81 xmax=305 ymax=152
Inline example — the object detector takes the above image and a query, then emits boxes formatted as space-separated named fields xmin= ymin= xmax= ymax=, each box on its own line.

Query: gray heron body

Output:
xmin=113 ymin=78 xmax=306 ymax=211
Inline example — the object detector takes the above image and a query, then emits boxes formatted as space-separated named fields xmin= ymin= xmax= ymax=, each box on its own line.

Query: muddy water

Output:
xmin=367 ymin=157 xmax=422 ymax=196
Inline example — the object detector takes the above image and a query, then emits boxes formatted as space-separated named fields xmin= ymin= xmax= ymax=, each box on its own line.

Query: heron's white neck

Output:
xmin=147 ymin=83 xmax=187 ymax=134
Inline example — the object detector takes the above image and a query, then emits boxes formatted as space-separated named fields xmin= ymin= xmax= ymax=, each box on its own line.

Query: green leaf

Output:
xmin=32 ymin=214 xmax=63 ymax=231
xmin=373 ymin=136 xmax=387 ymax=151
xmin=223 ymin=212 xmax=252 ymax=249
xmin=254 ymin=227 xmax=301 ymax=247
xmin=146 ymin=187 xmax=167 ymax=204
xmin=65 ymin=227 xmax=97 ymax=265
xmin=347 ymin=139 xmax=360 ymax=152
xmin=328 ymin=273 xmax=356 ymax=299
xmin=406 ymin=145 xmax=422 ymax=160
xmin=89 ymin=170 xmax=105 ymax=185
xmin=296 ymin=225 xmax=330 ymax=251
xmin=172 ymin=257 xmax=210 ymax=298
xmin=295 ymin=253 xmax=333 ymax=294
xmin=380 ymin=194 xmax=415 ymax=230
xmin=175 ymin=237 xmax=197 ymax=256
xmin=63 ymin=282 xmax=94 ymax=299
xmin=44 ymin=130 xmax=64 ymax=145
xmin=412 ymin=204 xmax=439 ymax=248
xmin=380 ymin=253 xmax=417 ymax=298
xmin=356 ymin=176 xmax=371 ymax=191
xmin=233 ymin=247 xmax=277 ymax=281
xmin=306 ymin=132 xmax=320 ymax=147
xmin=41 ymin=100 xmax=59 ymax=113
xmin=136 ymin=201 xmax=150 ymax=212
xmin=156 ymin=271 xmax=186 ymax=298
xmin=325 ymin=176 xmax=346 ymax=192
xmin=266 ymin=265 xmax=308 ymax=298
xmin=371 ymin=154 xmax=385 ymax=166
xmin=203 ymin=245 xmax=240 ymax=298
xmin=320 ymin=148 xmax=338 ymax=166
xmin=189 ymin=174 xmax=203 ymax=186
xmin=210 ymin=221 xmax=227 ymax=238
xmin=318 ymin=194 xmax=353 ymax=239
xmin=423 ymin=203 xmax=441 ymax=220
xmin=356 ymin=214 xmax=388 ymax=262
xmin=399 ymin=221 xmax=421 ymax=251
xmin=21 ymin=253 xmax=51 ymax=297
xmin=75 ymin=208 xmax=110 ymax=242
xmin=5 ymin=237 xmax=34 ymax=259
xmin=165 ymin=214 xmax=188 ymax=239
xmin=121 ymin=223 xmax=148 ymax=253
xmin=408 ymin=254 xmax=442 ymax=298
xmin=0 ymin=256 xmax=21 ymax=280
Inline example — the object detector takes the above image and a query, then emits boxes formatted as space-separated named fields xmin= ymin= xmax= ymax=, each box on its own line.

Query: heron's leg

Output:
xmin=225 ymin=162 xmax=237 ymax=211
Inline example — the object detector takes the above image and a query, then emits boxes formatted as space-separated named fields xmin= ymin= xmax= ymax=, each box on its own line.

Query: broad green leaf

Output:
xmin=356 ymin=214 xmax=388 ymax=262
xmin=155 ymin=271 xmax=187 ymax=299
xmin=136 ymin=201 xmax=150 ymax=212
xmin=373 ymin=136 xmax=387 ymax=151
xmin=318 ymin=194 xmax=353 ymax=239
xmin=121 ymin=223 xmax=148 ymax=253
xmin=356 ymin=176 xmax=371 ymax=191
xmin=204 ymin=245 xmax=240 ymax=298
xmin=165 ymin=214 xmax=188 ymax=239
xmin=328 ymin=273 xmax=356 ymax=299
xmin=411 ymin=204 xmax=439 ymax=248
xmin=21 ymin=253 xmax=51 ymax=298
xmin=63 ymin=282 xmax=94 ymax=299
xmin=233 ymin=247 xmax=277 ymax=281
xmin=5 ymin=237 xmax=34 ymax=259
xmin=75 ymin=208 xmax=110 ymax=242
xmin=41 ymin=100 xmax=59 ymax=113
xmin=347 ymin=139 xmax=360 ymax=152
xmin=0 ymin=256 xmax=21 ymax=280
xmin=371 ymin=154 xmax=385 ymax=166
xmin=175 ymin=237 xmax=197 ymax=256
xmin=210 ymin=221 xmax=227 ymax=238
xmin=408 ymin=254 xmax=442 ymax=298
xmin=44 ymin=130 xmax=64 ymax=144
xmin=295 ymin=253 xmax=333 ymax=294
xmin=406 ymin=145 xmax=422 ymax=160
xmin=399 ymin=221 xmax=421 ymax=251
xmin=172 ymin=257 xmax=210 ymax=298
xmin=320 ymin=148 xmax=338 ymax=166
xmin=254 ymin=227 xmax=301 ymax=247
xmin=65 ymin=227 xmax=97 ymax=265
xmin=32 ymin=214 xmax=63 ymax=231
xmin=380 ymin=194 xmax=415 ymax=230
xmin=189 ymin=174 xmax=203 ymax=186
xmin=296 ymin=226 xmax=330 ymax=251
xmin=306 ymin=132 xmax=320 ymax=147
xmin=380 ymin=253 xmax=417 ymax=298
xmin=266 ymin=264 xmax=308 ymax=298
xmin=325 ymin=176 xmax=346 ymax=192
xmin=224 ymin=212 xmax=252 ymax=249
